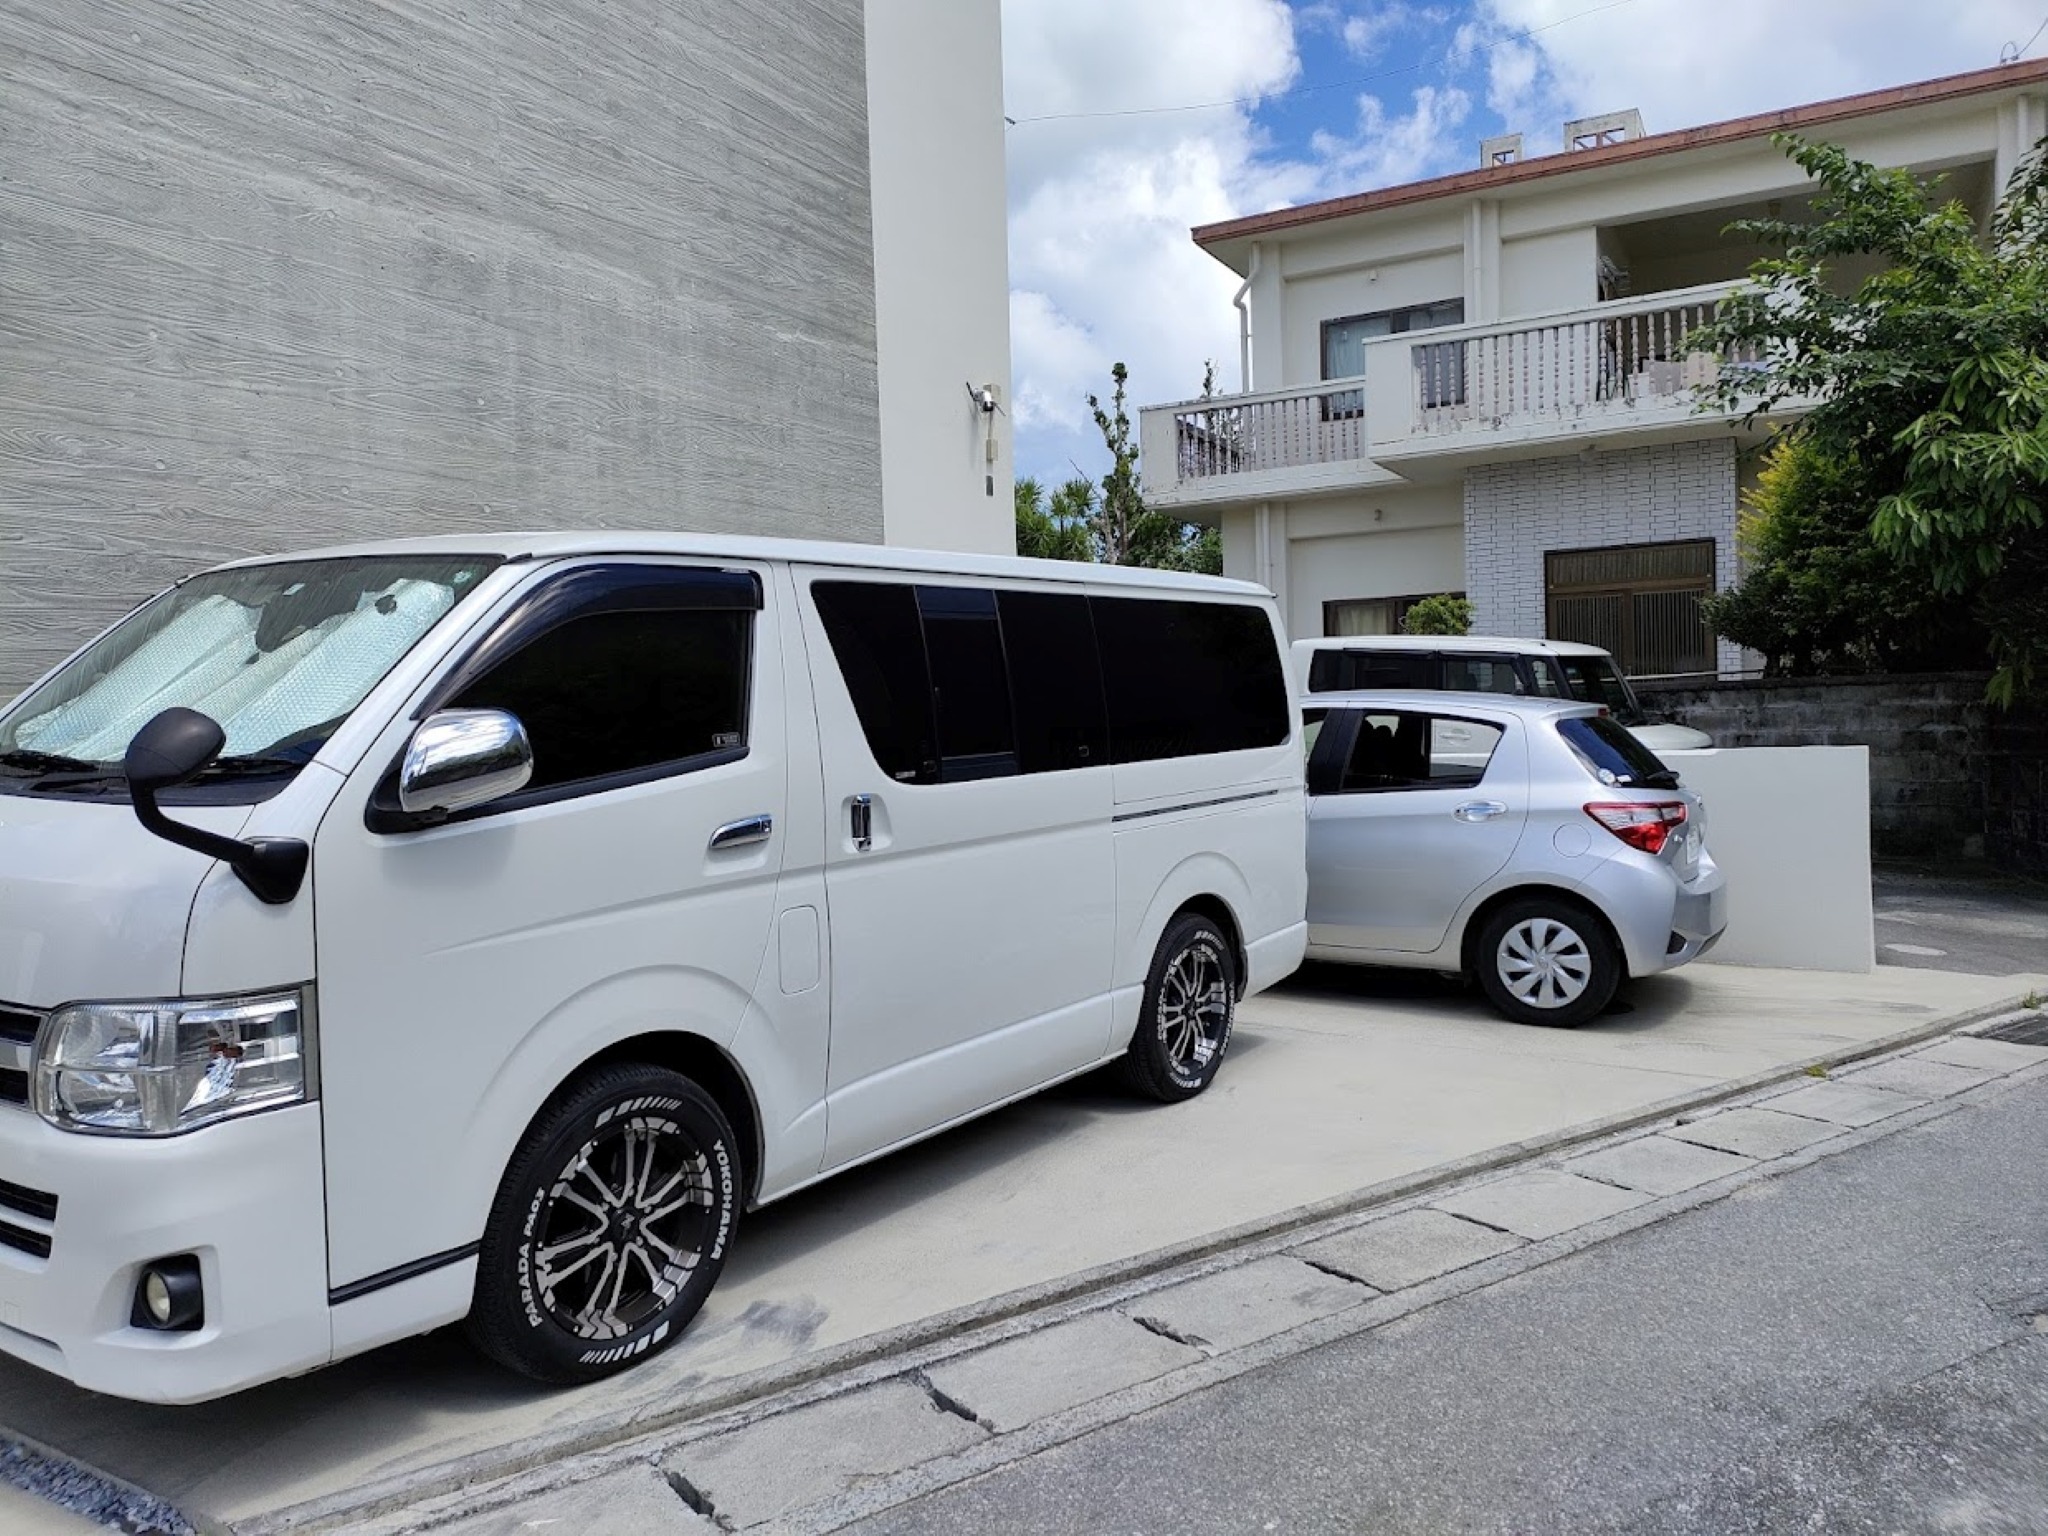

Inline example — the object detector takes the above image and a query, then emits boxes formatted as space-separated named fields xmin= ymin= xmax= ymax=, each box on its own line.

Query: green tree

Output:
xmin=1085 ymin=361 xmax=1223 ymax=575
xmin=1013 ymin=474 xmax=1091 ymax=562
xmin=1400 ymin=594 xmax=1474 ymax=636
xmin=1693 ymin=131 xmax=2048 ymax=701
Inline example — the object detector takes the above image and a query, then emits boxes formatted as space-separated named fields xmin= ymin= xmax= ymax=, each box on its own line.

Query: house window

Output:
xmin=1323 ymin=592 xmax=1460 ymax=637
xmin=1545 ymin=539 xmax=1716 ymax=678
xmin=1321 ymin=299 xmax=1465 ymax=417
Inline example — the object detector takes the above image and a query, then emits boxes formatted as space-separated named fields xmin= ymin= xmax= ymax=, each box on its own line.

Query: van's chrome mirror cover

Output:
xmin=399 ymin=709 xmax=534 ymax=817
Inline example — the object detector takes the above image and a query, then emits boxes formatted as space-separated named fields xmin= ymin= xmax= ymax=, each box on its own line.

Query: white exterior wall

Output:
xmin=865 ymin=0 xmax=1012 ymax=553
xmin=1462 ymin=439 xmax=1741 ymax=670
xmin=1497 ymin=227 xmax=1598 ymax=317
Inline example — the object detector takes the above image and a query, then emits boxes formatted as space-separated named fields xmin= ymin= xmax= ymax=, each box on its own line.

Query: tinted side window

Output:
xmin=813 ymin=581 xmax=937 ymax=783
xmin=997 ymin=590 xmax=1107 ymax=772
xmin=1306 ymin=649 xmax=1434 ymax=692
xmin=1093 ymin=598 xmax=1290 ymax=763
xmin=448 ymin=608 xmax=750 ymax=792
xmin=918 ymin=586 xmax=1017 ymax=781
xmin=1338 ymin=710 xmax=1502 ymax=792
xmin=1527 ymin=657 xmax=1568 ymax=697
xmin=1441 ymin=655 xmax=1523 ymax=694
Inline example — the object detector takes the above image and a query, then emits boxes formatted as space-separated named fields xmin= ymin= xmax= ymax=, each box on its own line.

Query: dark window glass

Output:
xmin=997 ymin=590 xmax=1107 ymax=773
xmin=1306 ymin=649 xmax=1434 ymax=692
xmin=813 ymin=581 xmax=937 ymax=783
xmin=1092 ymin=598 xmax=1289 ymax=764
xmin=918 ymin=586 xmax=1016 ymax=781
xmin=448 ymin=608 xmax=749 ymax=792
xmin=1557 ymin=715 xmax=1677 ymax=789
xmin=1441 ymin=655 xmax=1524 ymax=694
xmin=1556 ymin=656 xmax=1641 ymax=721
xmin=1336 ymin=710 xmax=1502 ymax=792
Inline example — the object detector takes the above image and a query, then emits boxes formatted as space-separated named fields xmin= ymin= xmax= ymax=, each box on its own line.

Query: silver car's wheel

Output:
xmin=1497 ymin=916 xmax=1594 ymax=1010
xmin=1474 ymin=897 xmax=1621 ymax=1028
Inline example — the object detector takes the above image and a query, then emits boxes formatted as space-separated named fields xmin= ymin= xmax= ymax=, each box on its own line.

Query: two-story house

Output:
xmin=1138 ymin=59 xmax=2048 ymax=679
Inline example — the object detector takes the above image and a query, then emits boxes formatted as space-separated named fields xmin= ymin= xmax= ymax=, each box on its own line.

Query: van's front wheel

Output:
xmin=467 ymin=1065 xmax=740 ymax=1383
xmin=1121 ymin=912 xmax=1238 ymax=1102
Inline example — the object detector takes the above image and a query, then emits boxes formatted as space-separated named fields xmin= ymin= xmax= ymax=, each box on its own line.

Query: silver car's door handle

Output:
xmin=709 ymin=814 xmax=774 ymax=850
xmin=850 ymin=794 xmax=873 ymax=852
xmin=1453 ymin=800 xmax=1509 ymax=823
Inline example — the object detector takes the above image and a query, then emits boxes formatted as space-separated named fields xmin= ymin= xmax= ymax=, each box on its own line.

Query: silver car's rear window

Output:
xmin=1556 ymin=715 xmax=1677 ymax=789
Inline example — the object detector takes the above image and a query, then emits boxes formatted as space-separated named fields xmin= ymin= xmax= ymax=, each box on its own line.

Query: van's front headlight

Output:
xmin=32 ymin=990 xmax=310 ymax=1136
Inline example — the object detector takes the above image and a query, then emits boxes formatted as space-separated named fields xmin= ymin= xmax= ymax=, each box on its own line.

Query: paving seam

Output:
xmin=367 ymin=1020 xmax=2048 ymax=1536
xmin=15 ymin=998 xmax=2036 ymax=1536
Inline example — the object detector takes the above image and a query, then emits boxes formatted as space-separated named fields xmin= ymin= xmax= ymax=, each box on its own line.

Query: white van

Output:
xmin=0 ymin=534 xmax=1306 ymax=1403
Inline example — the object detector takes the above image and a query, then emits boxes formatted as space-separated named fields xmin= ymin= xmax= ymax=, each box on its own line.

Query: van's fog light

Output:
xmin=132 ymin=1256 xmax=204 ymax=1331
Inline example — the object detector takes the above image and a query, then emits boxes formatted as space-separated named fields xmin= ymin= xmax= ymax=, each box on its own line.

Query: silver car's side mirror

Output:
xmin=398 ymin=709 xmax=533 ymax=817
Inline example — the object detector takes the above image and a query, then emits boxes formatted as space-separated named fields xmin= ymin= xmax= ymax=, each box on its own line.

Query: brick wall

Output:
xmin=1463 ymin=438 xmax=1742 ymax=676
xmin=1634 ymin=672 xmax=2048 ymax=872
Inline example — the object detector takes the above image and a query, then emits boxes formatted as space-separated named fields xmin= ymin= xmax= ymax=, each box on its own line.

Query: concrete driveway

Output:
xmin=0 ymin=960 xmax=2039 ymax=1532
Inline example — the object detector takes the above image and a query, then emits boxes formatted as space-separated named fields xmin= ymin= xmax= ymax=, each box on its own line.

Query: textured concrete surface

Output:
xmin=1846 ymin=1055 xmax=2001 ymax=1098
xmin=1124 ymin=1257 xmax=1371 ymax=1354
xmin=834 ymin=1071 xmax=2048 ymax=1536
xmin=663 ymin=1381 xmax=982 ymax=1530
xmin=1920 ymin=1034 xmax=2048 ymax=1072
xmin=1873 ymin=864 xmax=2048 ymax=972
xmin=1666 ymin=1105 xmax=1845 ymax=1159
xmin=1761 ymin=1078 xmax=1928 ymax=1127
xmin=1563 ymin=1133 xmax=1755 ymax=1196
xmin=1292 ymin=1209 xmax=1524 ymax=1292
xmin=1431 ymin=1169 xmax=1650 ymax=1241
xmin=430 ymin=1465 xmax=711 ymax=1536
xmin=923 ymin=1311 xmax=1199 ymax=1435
xmin=0 ymin=962 xmax=2034 ymax=1531
xmin=0 ymin=1479 xmax=112 ymax=1534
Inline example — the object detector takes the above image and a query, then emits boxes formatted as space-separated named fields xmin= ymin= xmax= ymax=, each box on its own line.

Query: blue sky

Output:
xmin=1000 ymin=0 xmax=2048 ymax=497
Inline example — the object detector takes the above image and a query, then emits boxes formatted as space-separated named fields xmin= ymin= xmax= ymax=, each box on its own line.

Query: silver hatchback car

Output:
xmin=1304 ymin=691 xmax=1728 ymax=1026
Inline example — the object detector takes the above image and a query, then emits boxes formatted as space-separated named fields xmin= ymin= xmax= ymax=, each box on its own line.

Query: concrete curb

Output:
xmin=232 ymin=989 xmax=2039 ymax=1535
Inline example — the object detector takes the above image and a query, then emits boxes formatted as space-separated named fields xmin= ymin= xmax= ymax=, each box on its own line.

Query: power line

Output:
xmin=2000 ymin=8 xmax=2048 ymax=61
xmin=1005 ymin=0 xmax=1642 ymax=127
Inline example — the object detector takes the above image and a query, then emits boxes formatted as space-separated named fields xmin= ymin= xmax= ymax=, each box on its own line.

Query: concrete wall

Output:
xmin=1 ymin=0 xmax=890 ymax=692
xmin=865 ymin=0 xmax=1011 ymax=555
xmin=1281 ymin=249 xmax=1464 ymax=387
xmin=1498 ymin=227 xmax=1598 ymax=317
xmin=1664 ymin=747 xmax=1874 ymax=973
xmin=1462 ymin=439 xmax=1741 ymax=672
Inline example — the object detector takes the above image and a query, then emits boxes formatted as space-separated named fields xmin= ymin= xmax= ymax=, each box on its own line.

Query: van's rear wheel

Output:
xmin=1120 ymin=912 xmax=1238 ymax=1102
xmin=467 ymin=1064 xmax=739 ymax=1383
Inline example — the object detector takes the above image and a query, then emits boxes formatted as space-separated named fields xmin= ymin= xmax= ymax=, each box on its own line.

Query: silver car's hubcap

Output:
xmin=1158 ymin=939 xmax=1230 ymax=1078
xmin=532 ymin=1114 xmax=715 ymax=1341
xmin=1498 ymin=917 xmax=1593 ymax=1009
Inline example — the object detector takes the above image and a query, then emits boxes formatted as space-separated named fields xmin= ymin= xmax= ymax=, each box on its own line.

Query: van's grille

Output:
xmin=0 ymin=1004 xmax=37 ymax=1107
xmin=0 ymin=1179 xmax=57 ymax=1224
xmin=0 ymin=1007 xmax=38 ymax=1045
xmin=0 ymin=1220 xmax=52 ymax=1260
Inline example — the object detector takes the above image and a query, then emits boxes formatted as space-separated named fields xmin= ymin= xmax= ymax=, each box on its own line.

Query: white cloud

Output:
xmin=1307 ymin=83 xmax=1474 ymax=195
xmin=1477 ymin=0 xmax=2044 ymax=146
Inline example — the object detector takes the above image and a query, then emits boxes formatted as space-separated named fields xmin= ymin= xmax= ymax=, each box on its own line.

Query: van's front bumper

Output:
xmin=0 ymin=1102 xmax=330 ymax=1404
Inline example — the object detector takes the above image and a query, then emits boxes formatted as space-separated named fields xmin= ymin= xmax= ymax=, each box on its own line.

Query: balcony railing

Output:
xmin=1155 ymin=384 xmax=1370 ymax=484
xmin=1397 ymin=281 xmax=1761 ymax=442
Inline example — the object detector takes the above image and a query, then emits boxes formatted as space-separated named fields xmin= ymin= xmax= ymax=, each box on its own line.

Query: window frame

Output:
xmin=367 ymin=562 xmax=762 ymax=832
xmin=1319 ymin=299 xmax=1467 ymax=419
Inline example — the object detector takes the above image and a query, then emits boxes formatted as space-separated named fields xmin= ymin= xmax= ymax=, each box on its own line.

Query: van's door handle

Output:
xmin=850 ymin=794 xmax=873 ymax=852
xmin=1453 ymin=800 xmax=1509 ymax=823
xmin=709 ymin=814 xmax=774 ymax=850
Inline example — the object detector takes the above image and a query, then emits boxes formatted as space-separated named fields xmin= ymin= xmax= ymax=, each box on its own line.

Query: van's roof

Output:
xmin=1291 ymin=634 xmax=1612 ymax=658
xmin=1303 ymin=689 xmax=1602 ymax=719
xmin=208 ymin=531 xmax=1272 ymax=597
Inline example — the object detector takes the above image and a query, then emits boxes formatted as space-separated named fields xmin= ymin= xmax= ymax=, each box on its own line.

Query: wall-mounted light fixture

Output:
xmin=967 ymin=382 xmax=1004 ymax=496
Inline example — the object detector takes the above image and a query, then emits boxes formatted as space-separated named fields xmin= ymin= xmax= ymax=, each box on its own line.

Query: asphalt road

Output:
xmin=843 ymin=1065 xmax=2048 ymax=1535
xmin=1875 ymin=862 xmax=2048 ymax=977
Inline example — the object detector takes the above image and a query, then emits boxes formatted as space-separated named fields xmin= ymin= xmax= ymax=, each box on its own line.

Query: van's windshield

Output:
xmin=0 ymin=554 xmax=500 ymax=787
xmin=1555 ymin=656 xmax=1646 ymax=725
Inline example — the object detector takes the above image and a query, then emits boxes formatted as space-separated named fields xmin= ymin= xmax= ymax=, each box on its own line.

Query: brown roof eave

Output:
xmin=1194 ymin=56 xmax=2048 ymax=256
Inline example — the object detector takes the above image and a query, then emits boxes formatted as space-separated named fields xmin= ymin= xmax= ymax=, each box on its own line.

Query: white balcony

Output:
xmin=1140 ymin=281 xmax=1768 ymax=507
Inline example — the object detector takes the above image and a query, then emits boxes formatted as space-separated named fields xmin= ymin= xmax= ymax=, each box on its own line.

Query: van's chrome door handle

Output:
xmin=850 ymin=794 xmax=873 ymax=852
xmin=709 ymin=814 xmax=774 ymax=850
xmin=1453 ymin=800 xmax=1509 ymax=823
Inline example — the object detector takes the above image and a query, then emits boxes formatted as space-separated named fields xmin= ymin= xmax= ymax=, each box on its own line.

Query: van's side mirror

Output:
xmin=123 ymin=708 xmax=309 ymax=905
xmin=398 ymin=709 xmax=534 ymax=819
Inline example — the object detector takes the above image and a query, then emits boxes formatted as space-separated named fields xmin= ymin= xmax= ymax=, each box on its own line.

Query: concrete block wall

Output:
xmin=1462 ymin=438 xmax=1742 ymax=675
xmin=1639 ymin=673 xmax=1997 ymax=863
xmin=0 ymin=0 xmax=882 ymax=693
